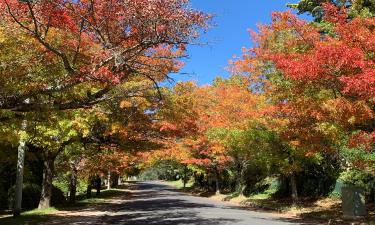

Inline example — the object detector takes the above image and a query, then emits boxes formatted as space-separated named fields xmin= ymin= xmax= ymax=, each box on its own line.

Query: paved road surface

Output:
xmin=98 ymin=181 xmax=307 ymax=225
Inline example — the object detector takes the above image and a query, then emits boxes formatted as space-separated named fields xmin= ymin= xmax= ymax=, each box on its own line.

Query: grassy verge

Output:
xmin=163 ymin=179 xmax=194 ymax=189
xmin=0 ymin=207 xmax=58 ymax=225
xmin=77 ymin=188 xmax=126 ymax=205
xmin=0 ymin=187 xmax=127 ymax=225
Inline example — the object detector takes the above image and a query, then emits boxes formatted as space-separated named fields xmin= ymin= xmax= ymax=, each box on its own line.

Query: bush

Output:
xmin=0 ymin=187 xmax=8 ymax=210
xmin=339 ymin=169 xmax=375 ymax=202
xmin=51 ymin=185 xmax=66 ymax=206
xmin=8 ymin=184 xmax=67 ymax=210
xmin=8 ymin=183 xmax=41 ymax=210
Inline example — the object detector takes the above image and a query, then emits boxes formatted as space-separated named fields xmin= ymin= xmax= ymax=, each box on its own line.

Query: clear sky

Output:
xmin=170 ymin=0 xmax=302 ymax=86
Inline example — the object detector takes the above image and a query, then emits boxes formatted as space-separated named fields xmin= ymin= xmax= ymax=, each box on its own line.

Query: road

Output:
xmin=97 ymin=181 xmax=308 ymax=225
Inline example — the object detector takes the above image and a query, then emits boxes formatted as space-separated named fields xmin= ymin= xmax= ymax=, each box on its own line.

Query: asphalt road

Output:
xmin=100 ymin=181 xmax=308 ymax=225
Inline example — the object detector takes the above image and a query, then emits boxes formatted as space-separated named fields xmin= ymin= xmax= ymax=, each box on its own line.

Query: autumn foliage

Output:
xmin=1 ymin=0 xmax=375 ymax=211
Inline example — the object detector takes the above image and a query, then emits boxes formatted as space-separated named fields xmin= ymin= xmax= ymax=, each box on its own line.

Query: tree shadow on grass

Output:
xmin=0 ymin=214 xmax=50 ymax=225
xmin=0 ymin=187 xmax=130 ymax=225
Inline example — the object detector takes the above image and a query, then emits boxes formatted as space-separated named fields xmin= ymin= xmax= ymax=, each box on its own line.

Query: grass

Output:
xmin=23 ymin=207 xmax=59 ymax=215
xmin=0 ymin=207 xmax=58 ymax=225
xmin=0 ymin=187 xmax=127 ymax=225
xmin=78 ymin=188 xmax=125 ymax=204
xmin=164 ymin=179 xmax=193 ymax=189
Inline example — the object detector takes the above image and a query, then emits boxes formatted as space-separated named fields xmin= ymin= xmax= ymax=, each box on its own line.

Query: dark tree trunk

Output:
xmin=69 ymin=164 xmax=78 ymax=204
xmin=205 ymin=174 xmax=210 ymax=191
xmin=38 ymin=158 xmax=54 ymax=209
xmin=290 ymin=173 xmax=298 ymax=204
xmin=96 ymin=176 xmax=101 ymax=196
xmin=214 ymin=168 xmax=220 ymax=195
xmin=235 ymin=161 xmax=245 ymax=195
xmin=111 ymin=173 xmax=119 ymax=188
xmin=86 ymin=178 xmax=92 ymax=199
xmin=288 ymin=154 xmax=298 ymax=204
xmin=183 ymin=165 xmax=188 ymax=189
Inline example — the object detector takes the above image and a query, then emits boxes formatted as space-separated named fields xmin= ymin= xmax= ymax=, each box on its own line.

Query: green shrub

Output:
xmin=339 ymin=169 xmax=375 ymax=202
xmin=8 ymin=183 xmax=41 ymax=210
xmin=51 ymin=185 xmax=66 ymax=206
xmin=8 ymin=184 xmax=67 ymax=210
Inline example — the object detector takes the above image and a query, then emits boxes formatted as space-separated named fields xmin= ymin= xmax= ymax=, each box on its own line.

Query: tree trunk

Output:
xmin=38 ymin=158 xmax=54 ymax=209
xmin=215 ymin=168 xmax=220 ymax=195
xmin=96 ymin=176 xmax=101 ymax=196
xmin=235 ymin=161 xmax=245 ymax=195
xmin=205 ymin=174 xmax=210 ymax=191
xmin=107 ymin=171 xmax=111 ymax=190
xmin=290 ymin=173 xmax=298 ymax=204
xmin=69 ymin=164 xmax=78 ymax=204
xmin=13 ymin=138 xmax=26 ymax=217
xmin=86 ymin=177 xmax=92 ymax=199
xmin=112 ymin=173 xmax=119 ymax=188
xmin=288 ymin=154 xmax=298 ymax=204
xmin=183 ymin=165 xmax=188 ymax=189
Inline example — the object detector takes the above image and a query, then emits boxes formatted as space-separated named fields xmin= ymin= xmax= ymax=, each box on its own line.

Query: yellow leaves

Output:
xmin=95 ymin=112 xmax=109 ymax=122
xmin=111 ymin=123 xmax=122 ymax=134
xmin=348 ymin=116 xmax=357 ymax=125
xmin=290 ymin=140 xmax=301 ymax=147
xmin=120 ymin=100 xmax=132 ymax=109
xmin=315 ymin=122 xmax=341 ymax=144
xmin=0 ymin=29 xmax=5 ymax=44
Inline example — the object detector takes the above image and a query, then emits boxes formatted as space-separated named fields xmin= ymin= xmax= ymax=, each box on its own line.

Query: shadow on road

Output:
xmin=100 ymin=182 xmax=240 ymax=225
xmin=0 ymin=182 xmax=323 ymax=225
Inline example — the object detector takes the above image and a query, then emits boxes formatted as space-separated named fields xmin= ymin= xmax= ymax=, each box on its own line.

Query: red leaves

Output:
xmin=322 ymin=3 xmax=347 ymax=24
xmin=349 ymin=131 xmax=375 ymax=151
xmin=265 ymin=8 xmax=375 ymax=102
xmin=340 ymin=69 xmax=375 ymax=99
xmin=232 ymin=4 xmax=375 ymax=157
xmin=0 ymin=0 xmax=210 ymax=110
xmin=272 ymin=42 xmax=370 ymax=84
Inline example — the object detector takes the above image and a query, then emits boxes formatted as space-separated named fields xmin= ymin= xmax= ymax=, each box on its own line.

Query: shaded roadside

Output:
xmin=0 ymin=184 xmax=134 ymax=225
xmin=162 ymin=180 xmax=375 ymax=225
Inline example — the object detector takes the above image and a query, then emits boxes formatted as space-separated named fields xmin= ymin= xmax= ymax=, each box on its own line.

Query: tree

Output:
xmin=288 ymin=0 xmax=375 ymax=20
xmin=0 ymin=0 xmax=210 ymax=210
xmin=230 ymin=4 xmax=375 ymax=202
xmin=0 ymin=0 xmax=210 ymax=112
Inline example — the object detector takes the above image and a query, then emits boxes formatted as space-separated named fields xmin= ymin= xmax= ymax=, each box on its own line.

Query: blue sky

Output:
xmin=170 ymin=0 xmax=302 ymax=86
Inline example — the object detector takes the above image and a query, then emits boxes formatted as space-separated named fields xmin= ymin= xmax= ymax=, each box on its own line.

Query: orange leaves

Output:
xmin=242 ymin=4 xmax=375 ymax=150
xmin=349 ymin=131 xmax=375 ymax=151
xmin=157 ymin=77 xmax=268 ymax=171
xmin=0 ymin=0 xmax=210 ymax=113
xmin=195 ymin=79 xmax=266 ymax=132
xmin=272 ymin=41 xmax=373 ymax=92
xmin=323 ymin=98 xmax=374 ymax=126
